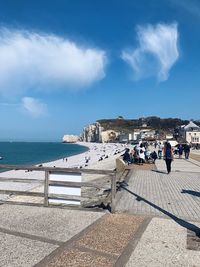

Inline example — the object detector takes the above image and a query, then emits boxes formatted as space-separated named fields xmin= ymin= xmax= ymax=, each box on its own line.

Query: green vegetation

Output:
xmin=97 ymin=116 xmax=200 ymax=132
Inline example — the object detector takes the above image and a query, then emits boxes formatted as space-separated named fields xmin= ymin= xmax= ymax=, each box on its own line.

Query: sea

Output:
xmin=0 ymin=142 xmax=88 ymax=166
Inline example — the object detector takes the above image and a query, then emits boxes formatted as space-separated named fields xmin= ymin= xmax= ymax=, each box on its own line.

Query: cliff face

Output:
xmin=63 ymin=135 xmax=79 ymax=143
xmin=80 ymin=117 xmax=200 ymax=143
xmin=81 ymin=122 xmax=102 ymax=142
xmin=81 ymin=123 xmax=120 ymax=143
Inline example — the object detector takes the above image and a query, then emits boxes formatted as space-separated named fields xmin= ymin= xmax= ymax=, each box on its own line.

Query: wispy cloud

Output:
xmin=170 ymin=0 xmax=200 ymax=19
xmin=22 ymin=97 xmax=47 ymax=117
xmin=0 ymin=102 xmax=19 ymax=107
xmin=122 ymin=23 xmax=179 ymax=81
xmin=0 ymin=28 xmax=107 ymax=96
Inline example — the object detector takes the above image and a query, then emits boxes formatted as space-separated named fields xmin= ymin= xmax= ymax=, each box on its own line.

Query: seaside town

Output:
xmin=63 ymin=117 xmax=200 ymax=147
xmin=0 ymin=0 xmax=200 ymax=266
xmin=0 ymin=116 xmax=199 ymax=266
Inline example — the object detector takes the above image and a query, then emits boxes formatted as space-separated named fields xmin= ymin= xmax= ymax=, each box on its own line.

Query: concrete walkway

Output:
xmin=0 ymin=156 xmax=200 ymax=266
xmin=125 ymin=217 xmax=200 ymax=267
xmin=1 ymin=203 xmax=199 ymax=267
xmin=116 ymin=158 xmax=200 ymax=221
xmin=116 ymin=157 xmax=200 ymax=266
xmin=0 ymin=205 xmax=105 ymax=267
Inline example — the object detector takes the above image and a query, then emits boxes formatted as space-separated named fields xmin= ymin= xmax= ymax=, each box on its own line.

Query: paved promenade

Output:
xmin=116 ymin=157 xmax=200 ymax=221
xmin=0 ymin=155 xmax=199 ymax=266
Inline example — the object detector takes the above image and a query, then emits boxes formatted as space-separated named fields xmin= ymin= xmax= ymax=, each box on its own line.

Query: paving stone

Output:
xmin=36 ymin=214 xmax=145 ymax=267
xmin=125 ymin=218 xmax=200 ymax=267
xmin=46 ymin=247 xmax=115 ymax=267
xmin=77 ymin=214 xmax=144 ymax=256
xmin=0 ymin=232 xmax=57 ymax=267
xmin=116 ymin=158 xmax=200 ymax=221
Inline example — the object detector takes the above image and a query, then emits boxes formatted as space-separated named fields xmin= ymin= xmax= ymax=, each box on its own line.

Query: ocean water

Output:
xmin=0 ymin=142 xmax=88 ymax=166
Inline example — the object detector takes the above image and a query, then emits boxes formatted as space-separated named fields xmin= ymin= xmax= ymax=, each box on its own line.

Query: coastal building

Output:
xmin=139 ymin=129 xmax=156 ymax=140
xmin=167 ymin=140 xmax=178 ymax=147
xmin=118 ymin=129 xmax=156 ymax=143
xmin=131 ymin=131 xmax=141 ymax=141
xmin=183 ymin=121 xmax=200 ymax=144
xmin=165 ymin=134 xmax=173 ymax=140
xmin=81 ymin=120 xmax=157 ymax=143
xmin=118 ymin=133 xmax=129 ymax=143
xmin=81 ymin=122 xmax=120 ymax=143
xmin=118 ymin=131 xmax=141 ymax=142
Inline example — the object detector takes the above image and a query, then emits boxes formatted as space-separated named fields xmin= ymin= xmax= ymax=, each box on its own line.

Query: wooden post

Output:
xmin=44 ymin=171 xmax=49 ymax=207
xmin=111 ymin=173 xmax=117 ymax=213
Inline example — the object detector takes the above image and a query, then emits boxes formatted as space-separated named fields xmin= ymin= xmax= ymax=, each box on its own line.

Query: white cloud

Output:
xmin=122 ymin=23 xmax=179 ymax=81
xmin=22 ymin=97 xmax=47 ymax=117
xmin=0 ymin=28 xmax=107 ymax=96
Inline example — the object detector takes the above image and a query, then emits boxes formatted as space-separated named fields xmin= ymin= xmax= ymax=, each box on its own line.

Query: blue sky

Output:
xmin=0 ymin=0 xmax=199 ymax=141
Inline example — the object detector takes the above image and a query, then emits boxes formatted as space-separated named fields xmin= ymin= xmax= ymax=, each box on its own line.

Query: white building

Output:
xmin=130 ymin=131 xmax=141 ymax=141
xmin=183 ymin=121 xmax=200 ymax=144
xmin=165 ymin=134 xmax=173 ymax=140
xmin=138 ymin=129 xmax=156 ymax=140
xmin=81 ymin=121 xmax=156 ymax=143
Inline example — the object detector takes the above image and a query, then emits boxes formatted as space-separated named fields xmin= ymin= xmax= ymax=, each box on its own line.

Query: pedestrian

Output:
xmin=122 ymin=148 xmax=131 ymax=164
xmin=133 ymin=146 xmax=139 ymax=163
xmin=154 ymin=141 xmax=158 ymax=149
xmin=178 ymin=144 xmax=183 ymax=159
xmin=184 ymin=143 xmax=190 ymax=159
xmin=158 ymin=142 xmax=164 ymax=159
xmin=85 ymin=156 xmax=89 ymax=163
xmin=150 ymin=151 xmax=158 ymax=163
xmin=138 ymin=143 xmax=145 ymax=165
xmin=163 ymin=142 xmax=173 ymax=174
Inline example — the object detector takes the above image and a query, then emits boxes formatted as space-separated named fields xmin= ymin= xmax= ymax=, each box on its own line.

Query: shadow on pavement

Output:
xmin=181 ymin=189 xmax=200 ymax=198
xmin=151 ymin=169 xmax=167 ymax=174
xmin=121 ymin=186 xmax=200 ymax=237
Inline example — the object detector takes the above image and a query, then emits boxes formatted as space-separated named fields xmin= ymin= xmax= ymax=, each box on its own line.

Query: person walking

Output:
xmin=163 ymin=142 xmax=173 ymax=174
xmin=158 ymin=142 xmax=164 ymax=159
xmin=178 ymin=144 xmax=183 ymax=159
xmin=184 ymin=143 xmax=190 ymax=159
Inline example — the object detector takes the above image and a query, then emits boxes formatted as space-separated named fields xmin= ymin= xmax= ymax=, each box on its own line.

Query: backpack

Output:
xmin=165 ymin=148 xmax=172 ymax=159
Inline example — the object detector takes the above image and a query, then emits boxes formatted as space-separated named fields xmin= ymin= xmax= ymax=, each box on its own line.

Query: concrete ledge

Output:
xmin=116 ymin=158 xmax=127 ymax=173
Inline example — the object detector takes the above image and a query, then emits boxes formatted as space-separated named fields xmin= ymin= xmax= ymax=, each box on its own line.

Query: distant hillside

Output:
xmin=97 ymin=117 xmax=199 ymax=132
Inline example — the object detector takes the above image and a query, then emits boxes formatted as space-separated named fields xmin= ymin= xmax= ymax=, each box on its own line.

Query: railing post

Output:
xmin=44 ymin=171 xmax=49 ymax=207
xmin=111 ymin=172 xmax=117 ymax=213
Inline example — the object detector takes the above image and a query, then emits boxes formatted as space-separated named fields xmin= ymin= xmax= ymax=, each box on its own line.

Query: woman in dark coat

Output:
xmin=163 ymin=142 xmax=174 ymax=174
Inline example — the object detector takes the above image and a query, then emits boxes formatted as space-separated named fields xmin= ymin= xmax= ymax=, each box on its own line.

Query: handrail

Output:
xmin=49 ymin=180 xmax=102 ymax=188
xmin=0 ymin=189 xmax=44 ymax=197
xmin=0 ymin=164 xmax=115 ymax=175
xmin=0 ymin=164 xmax=117 ymax=212
xmin=0 ymin=177 xmax=43 ymax=183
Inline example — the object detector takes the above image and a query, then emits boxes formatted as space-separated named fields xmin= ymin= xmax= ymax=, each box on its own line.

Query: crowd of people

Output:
xmin=122 ymin=140 xmax=192 ymax=174
xmin=122 ymin=143 xmax=158 ymax=165
xmin=174 ymin=143 xmax=191 ymax=159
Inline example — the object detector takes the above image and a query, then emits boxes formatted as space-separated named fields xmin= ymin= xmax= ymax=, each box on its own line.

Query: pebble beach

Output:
xmin=0 ymin=142 xmax=126 ymax=202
